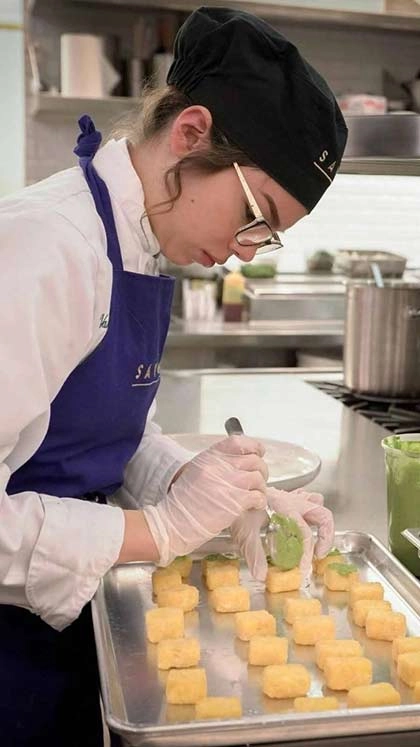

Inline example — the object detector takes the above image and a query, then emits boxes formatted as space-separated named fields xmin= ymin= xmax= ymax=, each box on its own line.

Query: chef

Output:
xmin=0 ymin=7 xmax=346 ymax=746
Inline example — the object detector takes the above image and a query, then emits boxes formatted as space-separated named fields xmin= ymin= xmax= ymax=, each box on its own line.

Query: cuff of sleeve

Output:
xmin=143 ymin=504 xmax=171 ymax=567
xmin=142 ymin=439 xmax=193 ymax=503
xmin=26 ymin=497 xmax=125 ymax=631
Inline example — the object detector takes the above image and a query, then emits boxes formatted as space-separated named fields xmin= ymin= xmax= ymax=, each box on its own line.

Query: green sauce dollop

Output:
xmin=268 ymin=513 xmax=304 ymax=571
xmin=328 ymin=562 xmax=358 ymax=576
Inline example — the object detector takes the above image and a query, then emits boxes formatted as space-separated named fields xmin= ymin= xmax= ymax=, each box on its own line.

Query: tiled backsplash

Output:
xmin=274 ymin=173 xmax=420 ymax=271
xmin=26 ymin=1 xmax=420 ymax=265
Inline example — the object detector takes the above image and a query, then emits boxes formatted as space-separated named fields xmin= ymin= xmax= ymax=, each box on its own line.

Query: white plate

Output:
xmin=168 ymin=433 xmax=321 ymax=491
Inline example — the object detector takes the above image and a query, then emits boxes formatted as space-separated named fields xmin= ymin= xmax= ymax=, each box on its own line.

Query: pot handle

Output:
xmin=407 ymin=307 xmax=420 ymax=319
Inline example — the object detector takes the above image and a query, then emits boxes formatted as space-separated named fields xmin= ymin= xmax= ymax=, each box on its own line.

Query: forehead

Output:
xmin=248 ymin=169 xmax=308 ymax=231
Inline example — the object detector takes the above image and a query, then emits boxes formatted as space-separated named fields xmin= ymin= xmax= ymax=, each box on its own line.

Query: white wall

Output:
xmin=0 ymin=0 xmax=24 ymax=196
xmin=278 ymin=173 xmax=420 ymax=270
xmin=227 ymin=173 xmax=420 ymax=272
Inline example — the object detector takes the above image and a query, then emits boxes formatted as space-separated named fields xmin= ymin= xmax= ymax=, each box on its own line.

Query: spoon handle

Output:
xmin=224 ymin=417 xmax=244 ymax=436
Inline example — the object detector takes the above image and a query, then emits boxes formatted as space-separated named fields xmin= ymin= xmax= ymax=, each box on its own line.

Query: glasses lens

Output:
xmin=255 ymin=242 xmax=283 ymax=256
xmin=236 ymin=224 xmax=272 ymax=246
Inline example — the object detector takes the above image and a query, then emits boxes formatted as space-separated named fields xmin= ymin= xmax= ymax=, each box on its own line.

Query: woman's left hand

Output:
xmin=230 ymin=486 xmax=335 ymax=582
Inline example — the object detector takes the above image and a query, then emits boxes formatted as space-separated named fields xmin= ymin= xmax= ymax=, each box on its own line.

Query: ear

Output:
xmin=168 ymin=106 xmax=213 ymax=157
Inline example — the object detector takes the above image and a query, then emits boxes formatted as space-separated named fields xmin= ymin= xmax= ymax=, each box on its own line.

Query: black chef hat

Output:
xmin=167 ymin=7 xmax=347 ymax=212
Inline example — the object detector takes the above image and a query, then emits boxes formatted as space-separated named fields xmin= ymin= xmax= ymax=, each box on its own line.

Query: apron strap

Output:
xmin=74 ymin=115 xmax=123 ymax=272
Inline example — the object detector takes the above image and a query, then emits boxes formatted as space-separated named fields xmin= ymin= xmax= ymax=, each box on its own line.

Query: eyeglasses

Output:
xmin=233 ymin=162 xmax=283 ymax=255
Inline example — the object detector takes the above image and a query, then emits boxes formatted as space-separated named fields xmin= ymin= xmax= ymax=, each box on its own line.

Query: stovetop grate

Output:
xmin=310 ymin=381 xmax=420 ymax=433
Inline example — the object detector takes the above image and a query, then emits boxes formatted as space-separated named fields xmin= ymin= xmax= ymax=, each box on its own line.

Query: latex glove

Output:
xmin=230 ymin=486 xmax=334 ymax=582
xmin=143 ymin=436 xmax=268 ymax=566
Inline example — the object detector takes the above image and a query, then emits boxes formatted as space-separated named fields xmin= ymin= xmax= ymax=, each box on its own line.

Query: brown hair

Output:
xmin=110 ymin=85 xmax=255 ymax=216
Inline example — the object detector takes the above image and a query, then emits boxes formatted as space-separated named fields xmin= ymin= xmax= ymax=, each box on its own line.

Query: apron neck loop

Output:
xmin=74 ymin=115 xmax=102 ymax=161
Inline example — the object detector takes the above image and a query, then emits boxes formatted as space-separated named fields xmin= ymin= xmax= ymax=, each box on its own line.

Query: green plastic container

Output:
xmin=382 ymin=434 xmax=420 ymax=576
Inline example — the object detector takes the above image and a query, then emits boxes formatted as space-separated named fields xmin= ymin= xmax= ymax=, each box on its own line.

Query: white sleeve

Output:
xmin=0 ymin=211 xmax=124 ymax=631
xmin=114 ymin=398 xmax=193 ymax=509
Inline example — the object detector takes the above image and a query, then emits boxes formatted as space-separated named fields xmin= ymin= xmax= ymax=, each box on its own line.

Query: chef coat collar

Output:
xmin=93 ymin=138 xmax=161 ymax=266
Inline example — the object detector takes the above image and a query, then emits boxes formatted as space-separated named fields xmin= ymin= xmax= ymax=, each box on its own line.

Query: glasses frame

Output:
xmin=233 ymin=162 xmax=283 ymax=255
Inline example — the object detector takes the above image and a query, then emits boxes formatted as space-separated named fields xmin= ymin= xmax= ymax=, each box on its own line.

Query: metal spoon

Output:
xmin=224 ymin=417 xmax=277 ymax=560
xmin=370 ymin=262 xmax=385 ymax=288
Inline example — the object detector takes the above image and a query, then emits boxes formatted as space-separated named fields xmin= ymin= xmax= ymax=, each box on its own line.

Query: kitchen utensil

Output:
xmin=333 ymin=249 xmax=407 ymax=278
xmin=382 ymin=434 xmax=420 ymax=576
xmin=344 ymin=280 xmax=420 ymax=397
xmin=168 ymin=433 xmax=321 ymax=491
xmin=370 ymin=261 xmax=384 ymax=288
xmin=223 ymin=417 xmax=289 ymax=567
xmin=93 ymin=531 xmax=420 ymax=746
xmin=402 ymin=528 xmax=420 ymax=556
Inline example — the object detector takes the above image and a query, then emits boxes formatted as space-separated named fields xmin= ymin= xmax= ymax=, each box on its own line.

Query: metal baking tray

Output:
xmin=332 ymin=250 xmax=407 ymax=278
xmin=92 ymin=532 xmax=420 ymax=747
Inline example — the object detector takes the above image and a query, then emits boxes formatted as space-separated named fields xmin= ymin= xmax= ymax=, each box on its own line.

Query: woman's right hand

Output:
xmin=141 ymin=435 xmax=268 ymax=566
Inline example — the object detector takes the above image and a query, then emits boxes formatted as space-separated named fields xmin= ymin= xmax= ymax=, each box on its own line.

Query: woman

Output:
xmin=0 ymin=7 xmax=346 ymax=746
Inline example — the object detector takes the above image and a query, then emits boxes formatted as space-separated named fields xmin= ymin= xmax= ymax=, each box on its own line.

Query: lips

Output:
xmin=198 ymin=250 xmax=216 ymax=267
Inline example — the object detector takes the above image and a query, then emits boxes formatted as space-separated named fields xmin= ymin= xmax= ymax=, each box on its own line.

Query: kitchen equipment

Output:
xmin=310 ymin=380 xmax=420 ymax=432
xmin=344 ymin=113 xmax=420 ymax=157
xmin=243 ymin=278 xmax=345 ymax=323
xmin=168 ymin=433 xmax=321 ymax=491
xmin=403 ymin=527 xmax=420 ymax=554
xmin=223 ymin=416 xmax=301 ymax=568
xmin=344 ymin=280 xmax=420 ymax=397
xmin=92 ymin=531 xmax=420 ymax=746
xmin=60 ymin=34 xmax=120 ymax=98
xmin=402 ymin=70 xmax=420 ymax=113
xmin=382 ymin=434 xmax=420 ymax=576
xmin=333 ymin=250 xmax=406 ymax=278
xmin=370 ymin=261 xmax=385 ymax=287
xmin=182 ymin=279 xmax=217 ymax=321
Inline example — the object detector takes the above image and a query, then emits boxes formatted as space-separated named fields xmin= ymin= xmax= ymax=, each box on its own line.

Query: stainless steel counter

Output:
xmin=150 ymin=371 xmax=420 ymax=746
xmin=166 ymin=317 xmax=344 ymax=349
xmin=156 ymin=369 xmax=388 ymax=543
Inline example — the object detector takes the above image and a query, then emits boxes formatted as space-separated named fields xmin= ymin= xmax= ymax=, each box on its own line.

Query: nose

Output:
xmin=229 ymin=240 xmax=258 ymax=263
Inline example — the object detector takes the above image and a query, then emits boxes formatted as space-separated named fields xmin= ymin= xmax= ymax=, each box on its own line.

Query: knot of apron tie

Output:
xmin=74 ymin=115 xmax=102 ymax=159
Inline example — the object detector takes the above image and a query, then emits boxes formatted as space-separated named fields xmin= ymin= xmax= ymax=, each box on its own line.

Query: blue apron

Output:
xmin=2 ymin=116 xmax=174 ymax=746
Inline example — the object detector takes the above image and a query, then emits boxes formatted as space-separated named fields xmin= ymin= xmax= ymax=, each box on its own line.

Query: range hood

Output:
xmin=342 ymin=114 xmax=420 ymax=175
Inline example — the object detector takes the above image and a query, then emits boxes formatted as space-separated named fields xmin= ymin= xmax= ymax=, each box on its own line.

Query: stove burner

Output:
xmin=310 ymin=381 xmax=420 ymax=433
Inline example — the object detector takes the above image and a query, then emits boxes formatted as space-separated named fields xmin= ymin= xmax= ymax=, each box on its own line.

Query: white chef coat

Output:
xmin=0 ymin=138 xmax=191 ymax=631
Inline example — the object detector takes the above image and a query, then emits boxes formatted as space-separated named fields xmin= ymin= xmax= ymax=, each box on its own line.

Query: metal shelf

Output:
xmin=341 ymin=157 xmax=420 ymax=176
xmin=69 ymin=0 xmax=420 ymax=33
xmin=29 ymin=95 xmax=420 ymax=176
xmin=30 ymin=92 xmax=138 ymax=119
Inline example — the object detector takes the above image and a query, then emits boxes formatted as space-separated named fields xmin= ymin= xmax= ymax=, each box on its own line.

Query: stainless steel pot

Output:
xmin=344 ymin=280 xmax=420 ymax=398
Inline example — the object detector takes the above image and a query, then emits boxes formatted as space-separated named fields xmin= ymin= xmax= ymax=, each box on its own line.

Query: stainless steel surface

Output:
xmin=166 ymin=316 xmax=344 ymax=348
xmin=402 ymin=529 xmax=420 ymax=553
xmin=333 ymin=250 xmax=407 ymax=279
xmin=344 ymin=114 xmax=420 ymax=158
xmin=243 ymin=281 xmax=345 ymax=323
xmin=371 ymin=263 xmax=385 ymax=287
xmin=156 ymin=371 xmax=387 ymax=540
xmin=71 ymin=0 xmax=420 ymax=33
xmin=340 ymin=158 xmax=420 ymax=177
xmin=93 ymin=532 xmax=420 ymax=747
xmin=344 ymin=280 xmax=420 ymax=397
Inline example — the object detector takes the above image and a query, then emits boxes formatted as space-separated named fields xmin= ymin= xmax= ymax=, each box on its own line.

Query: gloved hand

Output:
xmin=143 ymin=436 xmax=268 ymax=566
xmin=230 ymin=486 xmax=334 ymax=582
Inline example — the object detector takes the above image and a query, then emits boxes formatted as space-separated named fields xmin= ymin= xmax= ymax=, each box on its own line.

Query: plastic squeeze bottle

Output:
xmin=222 ymin=271 xmax=245 ymax=322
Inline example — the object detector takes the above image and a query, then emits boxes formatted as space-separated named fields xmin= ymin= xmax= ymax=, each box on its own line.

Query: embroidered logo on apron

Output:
xmin=132 ymin=361 xmax=161 ymax=387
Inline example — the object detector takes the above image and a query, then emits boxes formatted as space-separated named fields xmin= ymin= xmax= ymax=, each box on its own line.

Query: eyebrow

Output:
xmin=262 ymin=192 xmax=281 ymax=230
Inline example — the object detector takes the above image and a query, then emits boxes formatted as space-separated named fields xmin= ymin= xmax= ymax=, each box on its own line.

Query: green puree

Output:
xmin=204 ymin=553 xmax=238 ymax=563
xmin=327 ymin=562 xmax=358 ymax=576
xmin=383 ymin=435 xmax=420 ymax=576
xmin=268 ymin=513 xmax=304 ymax=571
xmin=327 ymin=548 xmax=341 ymax=558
